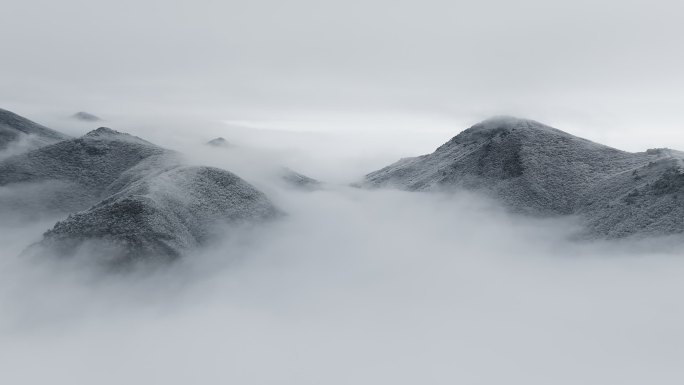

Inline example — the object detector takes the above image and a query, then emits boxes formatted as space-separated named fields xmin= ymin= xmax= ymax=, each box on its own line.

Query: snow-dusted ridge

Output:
xmin=0 ymin=126 xmax=168 ymax=213
xmin=0 ymin=112 xmax=280 ymax=264
xmin=0 ymin=108 xmax=70 ymax=151
xmin=362 ymin=117 xmax=684 ymax=238
xmin=38 ymin=165 xmax=280 ymax=265
xmin=3 ymin=109 xmax=684 ymax=265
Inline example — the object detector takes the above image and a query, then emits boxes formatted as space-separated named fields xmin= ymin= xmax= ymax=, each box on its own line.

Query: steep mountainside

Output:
xmin=39 ymin=165 xmax=279 ymax=264
xmin=0 ymin=110 xmax=280 ymax=263
xmin=577 ymin=151 xmax=684 ymax=237
xmin=0 ymin=108 xmax=70 ymax=150
xmin=363 ymin=117 xmax=684 ymax=237
xmin=0 ymin=127 xmax=168 ymax=213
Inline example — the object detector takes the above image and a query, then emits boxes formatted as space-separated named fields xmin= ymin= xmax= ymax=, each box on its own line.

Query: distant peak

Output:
xmin=72 ymin=111 xmax=101 ymax=122
xmin=207 ymin=137 xmax=231 ymax=147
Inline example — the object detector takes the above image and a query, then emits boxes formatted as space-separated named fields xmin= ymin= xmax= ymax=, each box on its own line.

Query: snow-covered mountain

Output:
xmin=0 ymin=111 xmax=280 ymax=264
xmin=4 ymin=109 xmax=684 ymax=264
xmin=362 ymin=117 xmax=684 ymax=238
xmin=37 ymin=164 xmax=279 ymax=264
xmin=0 ymin=127 xmax=168 ymax=214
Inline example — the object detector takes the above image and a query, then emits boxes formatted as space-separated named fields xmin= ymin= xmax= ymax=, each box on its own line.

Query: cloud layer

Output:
xmin=2 ymin=133 xmax=684 ymax=384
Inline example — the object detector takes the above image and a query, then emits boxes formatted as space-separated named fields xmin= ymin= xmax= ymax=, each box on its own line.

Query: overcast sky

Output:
xmin=1 ymin=0 xmax=683 ymax=151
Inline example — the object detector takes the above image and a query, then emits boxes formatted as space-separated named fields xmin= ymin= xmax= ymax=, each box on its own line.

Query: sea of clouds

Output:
xmin=1 ymin=115 xmax=683 ymax=384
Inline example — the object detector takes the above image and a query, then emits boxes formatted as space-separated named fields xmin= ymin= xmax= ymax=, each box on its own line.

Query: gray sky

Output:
xmin=1 ymin=0 xmax=683 ymax=150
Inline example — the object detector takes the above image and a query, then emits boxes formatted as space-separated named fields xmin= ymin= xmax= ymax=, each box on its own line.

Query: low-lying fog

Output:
xmin=1 ymin=115 xmax=684 ymax=384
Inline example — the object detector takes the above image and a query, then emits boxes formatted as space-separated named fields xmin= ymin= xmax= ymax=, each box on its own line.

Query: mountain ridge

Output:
xmin=0 ymin=109 xmax=280 ymax=264
xmin=0 ymin=108 xmax=70 ymax=150
xmin=363 ymin=117 xmax=684 ymax=237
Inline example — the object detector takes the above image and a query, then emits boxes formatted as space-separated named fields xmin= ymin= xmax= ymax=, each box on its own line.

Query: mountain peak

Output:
xmin=72 ymin=111 xmax=101 ymax=122
xmin=438 ymin=117 xmax=570 ymax=150
xmin=363 ymin=117 xmax=684 ymax=238
xmin=81 ymin=127 xmax=158 ymax=148
xmin=474 ymin=116 xmax=539 ymax=128
xmin=207 ymin=137 xmax=231 ymax=147
xmin=84 ymin=127 xmax=123 ymax=137
xmin=464 ymin=116 xmax=556 ymax=136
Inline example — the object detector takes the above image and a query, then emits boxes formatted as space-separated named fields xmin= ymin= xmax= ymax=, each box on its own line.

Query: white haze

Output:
xmin=2 ymin=0 xmax=684 ymax=151
xmin=2 ymin=118 xmax=684 ymax=384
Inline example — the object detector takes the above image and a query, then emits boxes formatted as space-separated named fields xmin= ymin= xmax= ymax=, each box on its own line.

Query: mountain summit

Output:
xmin=363 ymin=117 xmax=684 ymax=238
